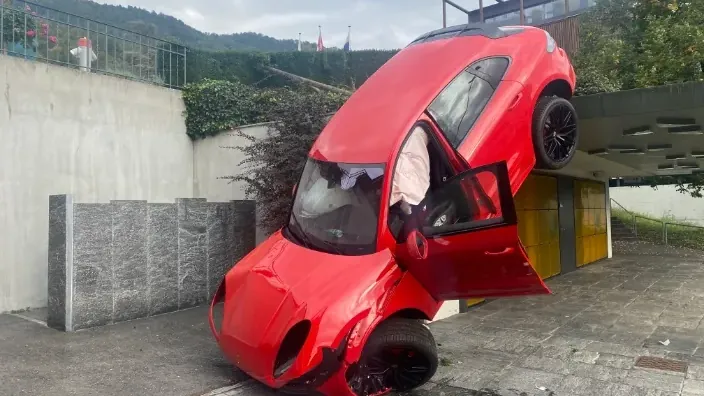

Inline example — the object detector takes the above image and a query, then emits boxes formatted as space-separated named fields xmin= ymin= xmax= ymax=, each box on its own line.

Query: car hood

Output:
xmin=217 ymin=230 xmax=399 ymax=385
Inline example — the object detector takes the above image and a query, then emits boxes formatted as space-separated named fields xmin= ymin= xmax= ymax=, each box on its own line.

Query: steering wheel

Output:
xmin=424 ymin=199 xmax=458 ymax=228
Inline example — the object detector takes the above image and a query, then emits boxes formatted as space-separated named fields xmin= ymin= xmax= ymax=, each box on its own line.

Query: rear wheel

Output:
xmin=532 ymin=95 xmax=579 ymax=170
xmin=346 ymin=318 xmax=438 ymax=396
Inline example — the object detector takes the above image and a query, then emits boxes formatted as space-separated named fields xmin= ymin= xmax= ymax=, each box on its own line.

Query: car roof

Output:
xmin=309 ymin=24 xmax=544 ymax=165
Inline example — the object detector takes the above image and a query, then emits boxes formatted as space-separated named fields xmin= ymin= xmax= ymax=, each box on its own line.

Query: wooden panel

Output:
xmin=537 ymin=15 xmax=581 ymax=56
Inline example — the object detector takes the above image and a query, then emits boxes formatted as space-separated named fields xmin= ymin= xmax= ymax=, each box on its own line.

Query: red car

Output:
xmin=209 ymin=24 xmax=578 ymax=395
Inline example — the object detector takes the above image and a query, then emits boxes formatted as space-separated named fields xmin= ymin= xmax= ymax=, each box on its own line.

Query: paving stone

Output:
xmin=567 ymin=361 xmax=630 ymax=382
xmin=487 ymin=367 xmax=565 ymax=394
xmin=609 ymin=383 xmax=679 ymax=396
xmin=688 ymin=364 xmax=704 ymax=380
xmin=657 ymin=312 xmax=704 ymax=330
xmin=585 ymin=341 xmax=645 ymax=357
xmin=596 ymin=353 xmax=636 ymax=369
xmin=555 ymin=375 xmax=613 ymax=396
xmin=623 ymin=368 xmax=685 ymax=393
xmin=683 ymin=379 xmax=704 ymax=395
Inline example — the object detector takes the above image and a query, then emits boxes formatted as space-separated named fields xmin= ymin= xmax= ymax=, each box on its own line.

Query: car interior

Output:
xmin=388 ymin=124 xmax=466 ymax=242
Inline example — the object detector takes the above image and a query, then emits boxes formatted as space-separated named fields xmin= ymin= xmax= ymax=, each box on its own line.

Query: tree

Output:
xmin=575 ymin=0 xmax=704 ymax=197
xmin=226 ymin=90 xmax=345 ymax=233
xmin=575 ymin=0 xmax=704 ymax=93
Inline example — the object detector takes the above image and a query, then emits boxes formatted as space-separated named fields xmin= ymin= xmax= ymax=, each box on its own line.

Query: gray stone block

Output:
xmin=111 ymin=200 xmax=148 ymax=323
xmin=47 ymin=194 xmax=71 ymax=331
xmin=72 ymin=203 xmax=113 ymax=330
xmin=206 ymin=203 xmax=236 ymax=299
xmin=177 ymin=198 xmax=208 ymax=309
xmin=233 ymin=200 xmax=256 ymax=260
xmin=147 ymin=203 xmax=178 ymax=316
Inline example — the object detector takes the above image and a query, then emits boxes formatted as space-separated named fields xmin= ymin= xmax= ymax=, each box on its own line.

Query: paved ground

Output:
xmin=0 ymin=306 xmax=243 ymax=396
xmin=5 ymin=240 xmax=704 ymax=396
xmin=204 ymin=241 xmax=704 ymax=396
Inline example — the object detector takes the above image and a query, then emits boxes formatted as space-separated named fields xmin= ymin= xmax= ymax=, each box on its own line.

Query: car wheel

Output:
xmin=532 ymin=95 xmax=579 ymax=170
xmin=346 ymin=318 xmax=438 ymax=396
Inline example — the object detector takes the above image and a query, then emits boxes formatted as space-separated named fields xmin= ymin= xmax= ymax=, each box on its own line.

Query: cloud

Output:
xmin=100 ymin=0 xmax=489 ymax=49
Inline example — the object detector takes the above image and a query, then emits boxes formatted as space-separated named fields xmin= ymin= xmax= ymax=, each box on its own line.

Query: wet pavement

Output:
xmin=205 ymin=241 xmax=704 ymax=395
xmin=0 ymin=306 xmax=243 ymax=396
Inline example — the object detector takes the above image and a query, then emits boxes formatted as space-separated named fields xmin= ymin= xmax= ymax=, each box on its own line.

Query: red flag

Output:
xmin=317 ymin=26 xmax=324 ymax=52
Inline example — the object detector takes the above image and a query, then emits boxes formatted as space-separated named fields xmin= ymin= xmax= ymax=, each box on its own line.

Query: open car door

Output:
xmin=401 ymin=161 xmax=550 ymax=301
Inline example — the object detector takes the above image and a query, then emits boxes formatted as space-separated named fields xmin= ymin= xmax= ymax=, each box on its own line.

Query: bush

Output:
xmin=225 ymin=92 xmax=342 ymax=233
xmin=181 ymin=78 xmax=349 ymax=140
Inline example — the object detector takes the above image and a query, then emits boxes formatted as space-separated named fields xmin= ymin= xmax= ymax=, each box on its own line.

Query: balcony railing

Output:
xmin=0 ymin=0 xmax=186 ymax=88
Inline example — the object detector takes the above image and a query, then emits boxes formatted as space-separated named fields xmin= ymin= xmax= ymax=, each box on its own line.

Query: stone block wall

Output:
xmin=47 ymin=195 xmax=256 ymax=331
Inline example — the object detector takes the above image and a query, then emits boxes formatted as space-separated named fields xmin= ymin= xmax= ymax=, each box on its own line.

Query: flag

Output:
xmin=317 ymin=26 xmax=324 ymax=52
xmin=297 ymin=33 xmax=302 ymax=51
xmin=343 ymin=26 xmax=351 ymax=52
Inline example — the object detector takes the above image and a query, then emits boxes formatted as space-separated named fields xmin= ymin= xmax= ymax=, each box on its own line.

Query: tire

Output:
xmin=532 ymin=95 xmax=579 ymax=170
xmin=346 ymin=318 xmax=438 ymax=396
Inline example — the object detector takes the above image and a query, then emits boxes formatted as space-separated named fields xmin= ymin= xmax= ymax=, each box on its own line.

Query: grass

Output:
xmin=612 ymin=208 xmax=704 ymax=250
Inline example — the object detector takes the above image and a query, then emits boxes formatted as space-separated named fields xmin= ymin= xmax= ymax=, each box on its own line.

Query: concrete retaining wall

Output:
xmin=0 ymin=55 xmax=192 ymax=313
xmin=610 ymin=185 xmax=704 ymax=226
xmin=47 ymin=194 xmax=256 ymax=331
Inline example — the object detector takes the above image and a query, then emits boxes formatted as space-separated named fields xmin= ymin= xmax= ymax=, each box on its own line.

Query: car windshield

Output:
xmin=286 ymin=157 xmax=385 ymax=256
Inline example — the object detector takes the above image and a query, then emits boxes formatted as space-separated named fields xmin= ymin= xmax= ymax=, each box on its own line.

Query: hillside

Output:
xmin=29 ymin=0 xmax=316 ymax=51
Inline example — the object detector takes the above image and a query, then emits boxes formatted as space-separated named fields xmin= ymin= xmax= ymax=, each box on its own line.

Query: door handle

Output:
xmin=508 ymin=93 xmax=523 ymax=110
xmin=485 ymin=247 xmax=514 ymax=256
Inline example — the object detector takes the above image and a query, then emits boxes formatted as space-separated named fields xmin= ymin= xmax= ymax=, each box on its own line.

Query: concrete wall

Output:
xmin=47 ymin=195 xmax=255 ymax=331
xmin=610 ymin=185 xmax=704 ymax=226
xmin=193 ymin=125 xmax=271 ymax=244
xmin=0 ymin=56 xmax=192 ymax=313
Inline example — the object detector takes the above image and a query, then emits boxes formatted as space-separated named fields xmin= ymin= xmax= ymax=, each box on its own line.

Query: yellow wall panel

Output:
xmin=466 ymin=298 xmax=485 ymax=308
xmin=515 ymin=173 xmax=560 ymax=280
xmin=573 ymin=180 xmax=607 ymax=268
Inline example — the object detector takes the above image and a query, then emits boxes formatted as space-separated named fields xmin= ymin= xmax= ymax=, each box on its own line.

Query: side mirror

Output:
xmin=292 ymin=183 xmax=298 ymax=197
xmin=407 ymin=229 xmax=428 ymax=260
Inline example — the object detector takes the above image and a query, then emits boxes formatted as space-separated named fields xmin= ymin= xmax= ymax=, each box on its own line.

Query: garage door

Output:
xmin=574 ymin=180 xmax=608 ymax=267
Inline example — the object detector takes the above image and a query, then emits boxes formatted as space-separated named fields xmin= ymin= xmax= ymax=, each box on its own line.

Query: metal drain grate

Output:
xmin=635 ymin=356 xmax=688 ymax=373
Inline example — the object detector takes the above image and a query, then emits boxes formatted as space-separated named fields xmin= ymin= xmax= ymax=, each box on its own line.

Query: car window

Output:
xmin=427 ymin=70 xmax=494 ymax=148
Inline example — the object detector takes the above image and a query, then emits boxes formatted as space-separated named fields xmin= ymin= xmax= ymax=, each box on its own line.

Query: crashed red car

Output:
xmin=209 ymin=24 xmax=579 ymax=395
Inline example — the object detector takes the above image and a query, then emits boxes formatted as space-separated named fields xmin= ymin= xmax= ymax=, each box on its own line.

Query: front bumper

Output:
xmin=208 ymin=279 xmax=355 ymax=395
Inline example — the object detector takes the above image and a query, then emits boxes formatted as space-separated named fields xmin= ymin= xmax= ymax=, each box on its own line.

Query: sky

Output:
xmin=101 ymin=0 xmax=493 ymax=50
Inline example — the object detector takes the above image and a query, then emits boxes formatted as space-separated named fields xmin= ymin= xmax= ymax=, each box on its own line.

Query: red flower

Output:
xmin=26 ymin=30 xmax=35 ymax=38
xmin=49 ymin=36 xmax=57 ymax=44
xmin=41 ymin=23 xmax=49 ymax=36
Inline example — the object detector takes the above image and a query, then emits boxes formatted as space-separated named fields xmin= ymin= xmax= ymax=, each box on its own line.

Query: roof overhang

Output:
xmin=565 ymin=81 xmax=704 ymax=180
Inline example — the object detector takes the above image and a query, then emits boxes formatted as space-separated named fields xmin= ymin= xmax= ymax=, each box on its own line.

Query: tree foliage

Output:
xmin=574 ymin=0 xmax=704 ymax=94
xmin=575 ymin=0 xmax=704 ymax=197
xmin=226 ymin=93 xmax=336 ymax=232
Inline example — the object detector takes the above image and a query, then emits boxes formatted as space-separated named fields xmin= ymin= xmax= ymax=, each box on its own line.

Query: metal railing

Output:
xmin=0 ymin=0 xmax=186 ymax=88
xmin=610 ymin=198 xmax=704 ymax=246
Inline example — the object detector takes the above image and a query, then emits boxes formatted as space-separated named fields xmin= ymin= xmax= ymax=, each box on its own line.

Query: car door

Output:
xmin=399 ymin=160 xmax=550 ymax=301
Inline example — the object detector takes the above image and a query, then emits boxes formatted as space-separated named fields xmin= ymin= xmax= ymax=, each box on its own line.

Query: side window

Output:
xmin=427 ymin=57 xmax=509 ymax=148
xmin=422 ymin=162 xmax=516 ymax=237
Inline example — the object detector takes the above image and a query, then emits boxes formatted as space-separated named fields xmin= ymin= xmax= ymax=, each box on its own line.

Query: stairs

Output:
xmin=611 ymin=216 xmax=638 ymax=241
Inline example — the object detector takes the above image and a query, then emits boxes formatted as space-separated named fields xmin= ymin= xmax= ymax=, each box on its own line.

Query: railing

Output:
xmin=0 ymin=0 xmax=186 ymax=89
xmin=610 ymin=198 xmax=704 ymax=246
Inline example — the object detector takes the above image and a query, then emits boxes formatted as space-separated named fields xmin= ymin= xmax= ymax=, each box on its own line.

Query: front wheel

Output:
xmin=346 ymin=318 xmax=438 ymax=396
xmin=532 ymin=95 xmax=579 ymax=170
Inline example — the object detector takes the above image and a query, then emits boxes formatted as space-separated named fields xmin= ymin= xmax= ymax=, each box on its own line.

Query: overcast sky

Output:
xmin=101 ymin=0 xmax=493 ymax=50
